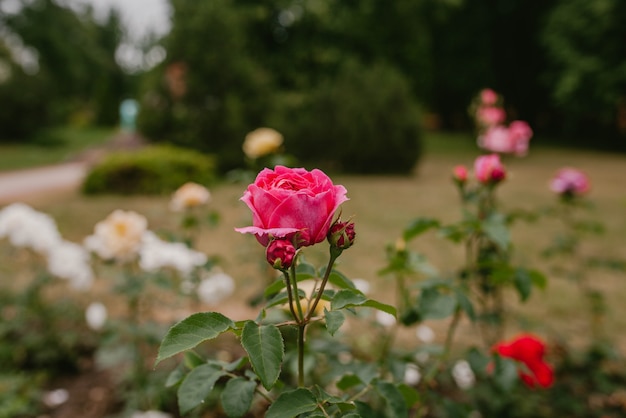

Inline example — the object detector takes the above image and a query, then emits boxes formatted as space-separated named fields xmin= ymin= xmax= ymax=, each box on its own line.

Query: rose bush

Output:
xmin=235 ymin=165 xmax=348 ymax=247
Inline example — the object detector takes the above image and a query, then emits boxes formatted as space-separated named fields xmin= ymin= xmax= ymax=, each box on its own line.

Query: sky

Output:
xmin=72 ymin=0 xmax=172 ymax=71
xmin=77 ymin=0 xmax=172 ymax=41
xmin=0 ymin=0 xmax=172 ymax=72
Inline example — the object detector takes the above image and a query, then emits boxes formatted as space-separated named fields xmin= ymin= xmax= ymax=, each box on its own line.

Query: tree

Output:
xmin=137 ymin=0 xmax=275 ymax=172
xmin=542 ymin=0 xmax=626 ymax=142
xmin=3 ymin=0 xmax=129 ymax=130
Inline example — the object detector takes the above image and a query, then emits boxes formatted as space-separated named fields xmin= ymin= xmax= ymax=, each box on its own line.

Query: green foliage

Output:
xmin=281 ymin=59 xmax=423 ymax=174
xmin=0 ymin=47 xmax=53 ymax=140
xmin=82 ymin=145 xmax=216 ymax=195
xmin=0 ymin=273 xmax=95 ymax=375
xmin=156 ymin=312 xmax=235 ymax=365
xmin=241 ymin=321 xmax=284 ymax=390
xmin=137 ymin=0 xmax=274 ymax=172
xmin=0 ymin=373 xmax=44 ymax=417
xmin=542 ymin=0 xmax=626 ymax=138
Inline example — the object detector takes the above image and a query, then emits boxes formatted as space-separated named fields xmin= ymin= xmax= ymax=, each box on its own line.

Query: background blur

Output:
xmin=1 ymin=0 xmax=625 ymax=174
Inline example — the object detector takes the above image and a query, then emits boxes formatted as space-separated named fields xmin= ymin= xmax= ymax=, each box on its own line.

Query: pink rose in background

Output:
xmin=549 ymin=168 xmax=590 ymax=197
xmin=478 ymin=121 xmax=533 ymax=156
xmin=480 ymin=88 xmax=499 ymax=106
xmin=509 ymin=120 xmax=533 ymax=156
xmin=478 ymin=125 xmax=515 ymax=154
xmin=493 ymin=334 xmax=554 ymax=389
xmin=474 ymin=154 xmax=506 ymax=185
xmin=236 ymin=166 xmax=348 ymax=247
xmin=477 ymin=106 xmax=506 ymax=127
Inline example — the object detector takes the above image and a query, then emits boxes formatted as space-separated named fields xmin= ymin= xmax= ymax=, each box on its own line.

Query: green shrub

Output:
xmin=82 ymin=145 xmax=216 ymax=195
xmin=277 ymin=59 xmax=423 ymax=174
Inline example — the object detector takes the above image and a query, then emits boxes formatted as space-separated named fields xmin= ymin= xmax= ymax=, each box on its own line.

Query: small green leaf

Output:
xmin=220 ymin=377 xmax=257 ymax=418
xmin=328 ymin=270 xmax=357 ymax=290
xmin=165 ymin=364 xmax=185 ymax=388
xmin=493 ymin=356 xmax=519 ymax=391
xmin=466 ymin=347 xmax=490 ymax=378
xmin=241 ymin=321 xmax=284 ymax=390
xmin=264 ymin=278 xmax=287 ymax=298
xmin=513 ymin=268 xmax=532 ymax=301
xmin=331 ymin=290 xmax=397 ymax=316
xmin=419 ymin=287 xmax=457 ymax=320
xmin=264 ymin=291 xmax=291 ymax=309
xmin=397 ymin=383 xmax=420 ymax=408
xmin=183 ymin=350 xmax=205 ymax=369
xmin=156 ymin=312 xmax=234 ymax=365
xmin=177 ymin=363 xmax=225 ymax=415
xmin=297 ymin=261 xmax=317 ymax=277
xmin=374 ymin=381 xmax=409 ymax=418
xmin=336 ymin=374 xmax=363 ymax=391
xmin=482 ymin=213 xmax=510 ymax=250
xmin=455 ymin=289 xmax=475 ymax=321
xmin=359 ymin=300 xmax=397 ymax=317
xmin=403 ymin=217 xmax=440 ymax=241
xmin=265 ymin=388 xmax=318 ymax=418
xmin=324 ymin=308 xmax=345 ymax=336
xmin=331 ymin=289 xmax=366 ymax=309
xmin=529 ymin=269 xmax=548 ymax=289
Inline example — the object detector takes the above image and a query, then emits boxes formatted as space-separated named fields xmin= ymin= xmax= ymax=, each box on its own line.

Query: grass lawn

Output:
xmin=3 ymin=130 xmax=626 ymax=353
xmin=0 ymin=126 xmax=116 ymax=171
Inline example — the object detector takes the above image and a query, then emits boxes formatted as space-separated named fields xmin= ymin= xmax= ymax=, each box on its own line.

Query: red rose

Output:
xmin=493 ymin=334 xmax=554 ymax=389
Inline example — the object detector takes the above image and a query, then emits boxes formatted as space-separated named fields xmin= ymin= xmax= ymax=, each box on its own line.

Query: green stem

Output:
xmin=282 ymin=270 xmax=299 ymax=323
xmin=443 ymin=307 xmax=462 ymax=361
xmin=297 ymin=324 xmax=305 ymax=387
xmin=290 ymin=262 xmax=305 ymax=321
xmin=305 ymin=251 xmax=340 ymax=322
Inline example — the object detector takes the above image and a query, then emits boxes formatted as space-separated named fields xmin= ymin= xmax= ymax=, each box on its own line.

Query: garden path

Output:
xmin=0 ymin=162 xmax=88 ymax=205
xmin=0 ymin=132 xmax=145 ymax=205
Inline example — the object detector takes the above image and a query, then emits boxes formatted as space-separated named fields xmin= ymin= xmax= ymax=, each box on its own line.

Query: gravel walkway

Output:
xmin=0 ymin=162 xmax=89 ymax=205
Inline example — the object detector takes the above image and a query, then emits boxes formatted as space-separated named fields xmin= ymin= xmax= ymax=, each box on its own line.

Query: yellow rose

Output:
xmin=242 ymin=127 xmax=284 ymax=159
xmin=85 ymin=210 xmax=147 ymax=261
xmin=170 ymin=182 xmax=211 ymax=212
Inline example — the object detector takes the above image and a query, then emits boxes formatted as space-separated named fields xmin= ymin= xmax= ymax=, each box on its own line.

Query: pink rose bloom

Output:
xmin=509 ymin=120 xmax=533 ymax=156
xmin=480 ymin=88 xmax=499 ymax=106
xmin=235 ymin=166 xmax=348 ymax=247
xmin=478 ymin=125 xmax=515 ymax=154
xmin=549 ymin=168 xmax=590 ymax=196
xmin=477 ymin=106 xmax=506 ymax=127
xmin=474 ymin=154 xmax=506 ymax=185
xmin=493 ymin=334 xmax=554 ymax=389
xmin=452 ymin=165 xmax=468 ymax=183
xmin=478 ymin=121 xmax=533 ymax=156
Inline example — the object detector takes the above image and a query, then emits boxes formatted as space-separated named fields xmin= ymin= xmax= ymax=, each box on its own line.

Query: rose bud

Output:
xmin=452 ymin=165 xmax=468 ymax=184
xmin=327 ymin=221 xmax=356 ymax=250
xmin=266 ymin=239 xmax=296 ymax=270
